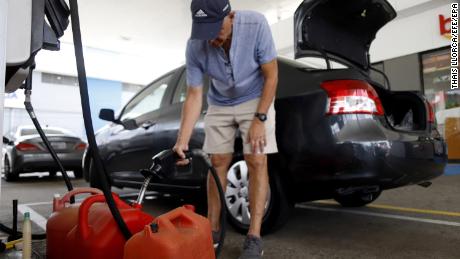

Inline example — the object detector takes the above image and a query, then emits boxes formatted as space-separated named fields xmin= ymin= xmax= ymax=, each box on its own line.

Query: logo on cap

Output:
xmin=195 ymin=9 xmax=208 ymax=18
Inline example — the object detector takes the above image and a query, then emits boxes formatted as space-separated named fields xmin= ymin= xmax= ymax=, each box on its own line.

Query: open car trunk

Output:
xmin=293 ymin=0 xmax=431 ymax=133
xmin=373 ymin=86 xmax=429 ymax=132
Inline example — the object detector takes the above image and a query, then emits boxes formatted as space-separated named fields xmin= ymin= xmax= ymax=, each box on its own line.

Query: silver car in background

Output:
xmin=2 ymin=126 xmax=86 ymax=181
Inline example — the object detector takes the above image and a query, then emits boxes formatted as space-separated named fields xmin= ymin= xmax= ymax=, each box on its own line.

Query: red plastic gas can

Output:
xmin=123 ymin=206 xmax=215 ymax=259
xmin=57 ymin=193 xmax=154 ymax=259
xmin=46 ymin=187 xmax=102 ymax=259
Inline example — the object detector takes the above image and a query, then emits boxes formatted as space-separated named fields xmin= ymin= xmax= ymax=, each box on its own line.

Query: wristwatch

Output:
xmin=254 ymin=113 xmax=267 ymax=122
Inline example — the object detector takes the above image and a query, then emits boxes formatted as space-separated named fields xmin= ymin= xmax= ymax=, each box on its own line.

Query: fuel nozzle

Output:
xmin=139 ymin=150 xmax=176 ymax=180
xmin=146 ymin=149 xmax=194 ymax=179
xmin=136 ymin=149 xmax=193 ymax=205
xmin=151 ymin=149 xmax=193 ymax=166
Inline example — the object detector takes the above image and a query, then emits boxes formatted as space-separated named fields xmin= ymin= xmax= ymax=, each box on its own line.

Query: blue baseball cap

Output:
xmin=190 ymin=0 xmax=231 ymax=40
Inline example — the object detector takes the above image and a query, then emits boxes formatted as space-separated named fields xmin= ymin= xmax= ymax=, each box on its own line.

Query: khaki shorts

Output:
xmin=203 ymin=98 xmax=278 ymax=155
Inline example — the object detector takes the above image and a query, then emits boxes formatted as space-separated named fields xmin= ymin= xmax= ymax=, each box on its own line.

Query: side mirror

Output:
xmin=99 ymin=109 xmax=116 ymax=122
xmin=3 ymin=137 xmax=12 ymax=145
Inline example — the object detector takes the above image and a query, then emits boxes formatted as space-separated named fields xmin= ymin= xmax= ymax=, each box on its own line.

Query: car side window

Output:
xmin=120 ymin=74 xmax=172 ymax=121
xmin=172 ymin=69 xmax=209 ymax=104
xmin=172 ymin=71 xmax=187 ymax=104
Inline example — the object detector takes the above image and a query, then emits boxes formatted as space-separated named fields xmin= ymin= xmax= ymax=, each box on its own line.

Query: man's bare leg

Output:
xmin=208 ymin=153 xmax=233 ymax=231
xmin=244 ymin=154 xmax=269 ymax=237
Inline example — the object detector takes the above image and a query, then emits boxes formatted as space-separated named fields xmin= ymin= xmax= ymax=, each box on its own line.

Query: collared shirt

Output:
xmin=186 ymin=10 xmax=277 ymax=106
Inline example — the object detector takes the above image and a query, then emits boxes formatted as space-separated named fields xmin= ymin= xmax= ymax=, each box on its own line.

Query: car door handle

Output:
xmin=141 ymin=121 xmax=156 ymax=130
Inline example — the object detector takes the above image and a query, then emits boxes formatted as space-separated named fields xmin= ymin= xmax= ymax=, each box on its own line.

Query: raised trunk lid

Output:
xmin=294 ymin=0 xmax=396 ymax=70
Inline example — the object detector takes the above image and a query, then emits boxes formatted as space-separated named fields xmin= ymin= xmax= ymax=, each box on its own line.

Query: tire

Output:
xmin=73 ymin=169 xmax=83 ymax=179
xmin=334 ymin=190 xmax=382 ymax=207
xmin=88 ymin=159 xmax=110 ymax=189
xmin=3 ymin=156 xmax=18 ymax=182
xmin=49 ymin=170 xmax=57 ymax=177
xmin=225 ymin=158 xmax=292 ymax=235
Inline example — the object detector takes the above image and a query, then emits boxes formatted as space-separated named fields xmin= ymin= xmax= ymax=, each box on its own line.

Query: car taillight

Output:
xmin=426 ymin=101 xmax=435 ymax=124
xmin=321 ymin=80 xmax=385 ymax=116
xmin=16 ymin=142 xmax=40 ymax=151
xmin=75 ymin=143 xmax=87 ymax=150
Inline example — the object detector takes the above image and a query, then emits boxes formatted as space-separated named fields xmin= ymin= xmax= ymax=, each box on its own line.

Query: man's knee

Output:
xmin=210 ymin=154 xmax=233 ymax=168
xmin=244 ymin=155 xmax=267 ymax=171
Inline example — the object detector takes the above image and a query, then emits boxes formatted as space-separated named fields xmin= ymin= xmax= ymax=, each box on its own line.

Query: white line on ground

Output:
xmin=20 ymin=201 xmax=52 ymax=206
xmin=21 ymin=198 xmax=87 ymax=207
xmin=17 ymin=204 xmax=47 ymax=230
xmin=20 ymin=192 xmax=156 ymax=207
xmin=296 ymin=204 xmax=460 ymax=227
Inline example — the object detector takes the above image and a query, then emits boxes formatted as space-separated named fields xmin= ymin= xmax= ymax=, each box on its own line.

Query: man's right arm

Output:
xmin=173 ymin=85 xmax=203 ymax=160
xmin=174 ymin=40 xmax=204 ymax=160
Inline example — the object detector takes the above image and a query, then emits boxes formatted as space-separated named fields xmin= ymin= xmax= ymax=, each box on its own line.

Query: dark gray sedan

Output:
xmin=2 ymin=126 xmax=86 ymax=181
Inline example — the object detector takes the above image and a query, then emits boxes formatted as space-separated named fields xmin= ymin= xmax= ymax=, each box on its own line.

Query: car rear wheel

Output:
xmin=3 ymin=156 xmax=18 ymax=182
xmin=334 ymin=190 xmax=382 ymax=207
xmin=225 ymin=158 xmax=292 ymax=235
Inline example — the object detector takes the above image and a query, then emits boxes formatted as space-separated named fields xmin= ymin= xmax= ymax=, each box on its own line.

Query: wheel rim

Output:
xmin=225 ymin=160 xmax=271 ymax=226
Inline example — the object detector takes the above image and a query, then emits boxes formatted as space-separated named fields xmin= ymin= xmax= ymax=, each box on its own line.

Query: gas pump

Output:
xmin=1 ymin=0 xmax=133 ymax=241
xmin=1 ymin=0 xmax=73 ymax=240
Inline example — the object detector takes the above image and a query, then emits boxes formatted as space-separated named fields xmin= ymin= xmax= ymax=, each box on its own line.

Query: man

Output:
xmin=173 ymin=0 xmax=278 ymax=258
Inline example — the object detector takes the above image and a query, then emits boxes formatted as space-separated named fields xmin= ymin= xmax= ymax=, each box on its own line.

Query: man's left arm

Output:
xmin=248 ymin=15 xmax=279 ymax=154
xmin=248 ymin=59 xmax=278 ymax=154
xmin=256 ymin=59 xmax=278 ymax=115
xmin=255 ymin=14 xmax=278 ymax=115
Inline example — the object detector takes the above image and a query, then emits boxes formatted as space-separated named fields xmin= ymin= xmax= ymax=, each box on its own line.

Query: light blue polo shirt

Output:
xmin=186 ymin=10 xmax=277 ymax=106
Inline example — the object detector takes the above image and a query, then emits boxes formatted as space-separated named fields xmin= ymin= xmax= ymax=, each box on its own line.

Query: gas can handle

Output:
xmin=53 ymin=187 xmax=103 ymax=212
xmin=77 ymin=193 xmax=124 ymax=239
xmin=155 ymin=207 xmax=195 ymax=233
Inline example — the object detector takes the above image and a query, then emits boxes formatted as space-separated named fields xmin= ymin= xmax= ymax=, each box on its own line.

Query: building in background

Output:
xmin=3 ymin=71 xmax=142 ymax=140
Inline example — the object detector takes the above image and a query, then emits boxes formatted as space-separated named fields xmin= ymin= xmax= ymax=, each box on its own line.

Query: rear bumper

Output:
xmin=13 ymin=152 xmax=83 ymax=173
xmin=309 ymin=137 xmax=447 ymax=188
xmin=276 ymin=113 xmax=448 ymax=199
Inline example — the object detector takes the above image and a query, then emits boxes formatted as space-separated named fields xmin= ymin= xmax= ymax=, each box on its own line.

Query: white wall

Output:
xmin=34 ymin=42 xmax=182 ymax=86
xmin=371 ymin=3 xmax=452 ymax=62
xmin=30 ymin=72 xmax=83 ymax=113
xmin=3 ymin=71 xmax=144 ymax=139
xmin=3 ymin=72 xmax=85 ymax=138
xmin=270 ymin=17 xmax=294 ymax=58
